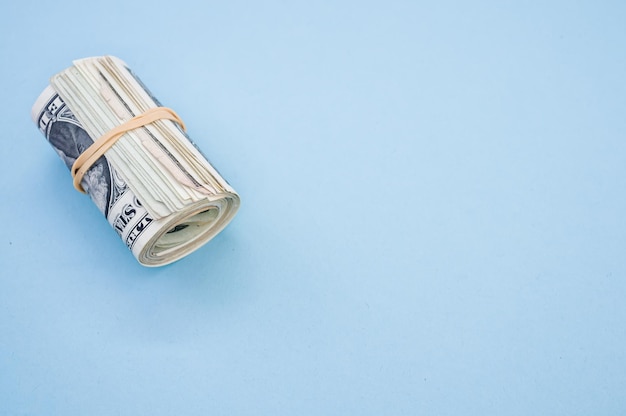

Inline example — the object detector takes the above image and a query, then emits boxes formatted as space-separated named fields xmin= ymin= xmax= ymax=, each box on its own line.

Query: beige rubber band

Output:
xmin=71 ymin=107 xmax=186 ymax=193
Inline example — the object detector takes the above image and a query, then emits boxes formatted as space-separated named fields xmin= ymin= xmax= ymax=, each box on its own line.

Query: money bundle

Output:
xmin=31 ymin=56 xmax=240 ymax=266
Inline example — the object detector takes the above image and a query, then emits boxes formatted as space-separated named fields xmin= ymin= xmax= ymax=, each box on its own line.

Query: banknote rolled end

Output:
xmin=137 ymin=194 xmax=240 ymax=266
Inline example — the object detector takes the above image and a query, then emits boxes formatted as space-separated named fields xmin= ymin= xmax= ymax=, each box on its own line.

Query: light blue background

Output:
xmin=1 ymin=1 xmax=625 ymax=414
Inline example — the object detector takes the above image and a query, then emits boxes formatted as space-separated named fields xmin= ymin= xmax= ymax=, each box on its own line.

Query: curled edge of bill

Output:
xmin=32 ymin=78 xmax=240 ymax=267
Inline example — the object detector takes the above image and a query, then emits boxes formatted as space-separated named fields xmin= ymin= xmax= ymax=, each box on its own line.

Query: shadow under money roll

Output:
xmin=31 ymin=56 xmax=240 ymax=266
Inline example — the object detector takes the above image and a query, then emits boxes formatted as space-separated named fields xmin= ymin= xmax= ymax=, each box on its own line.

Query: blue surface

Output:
xmin=2 ymin=1 xmax=626 ymax=414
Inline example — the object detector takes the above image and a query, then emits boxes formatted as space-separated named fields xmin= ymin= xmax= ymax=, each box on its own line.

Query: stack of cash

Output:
xmin=31 ymin=56 xmax=240 ymax=266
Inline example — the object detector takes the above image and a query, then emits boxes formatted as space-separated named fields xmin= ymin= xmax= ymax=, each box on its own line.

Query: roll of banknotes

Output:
xmin=31 ymin=56 xmax=240 ymax=266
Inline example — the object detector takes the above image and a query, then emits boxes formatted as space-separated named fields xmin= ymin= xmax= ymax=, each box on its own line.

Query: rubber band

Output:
xmin=71 ymin=107 xmax=186 ymax=193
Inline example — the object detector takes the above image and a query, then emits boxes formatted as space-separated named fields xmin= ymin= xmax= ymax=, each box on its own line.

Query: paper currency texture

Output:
xmin=32 ymin=56 xmax=240 ymax=266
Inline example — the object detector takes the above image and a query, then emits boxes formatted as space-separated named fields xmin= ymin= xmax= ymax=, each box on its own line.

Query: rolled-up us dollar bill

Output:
xmin=31 ymin=56 xmax=240 ymax=266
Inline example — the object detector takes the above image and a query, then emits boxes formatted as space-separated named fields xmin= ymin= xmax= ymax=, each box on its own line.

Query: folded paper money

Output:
xmin=32 ymin=56 xmax=240 ymax=266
